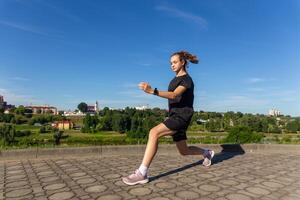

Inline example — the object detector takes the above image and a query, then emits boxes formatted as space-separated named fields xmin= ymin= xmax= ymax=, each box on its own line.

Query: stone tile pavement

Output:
xmin=1 ymin=146 xmax=300 ymax=200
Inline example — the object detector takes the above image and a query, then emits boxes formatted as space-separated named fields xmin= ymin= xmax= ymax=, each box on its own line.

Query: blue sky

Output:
xmin=0 ymin=0 xmax=299 ymax=116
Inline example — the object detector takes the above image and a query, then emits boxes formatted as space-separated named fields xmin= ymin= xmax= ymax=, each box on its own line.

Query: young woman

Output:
xmin=122 ymin=51 xmax=214 ymax=185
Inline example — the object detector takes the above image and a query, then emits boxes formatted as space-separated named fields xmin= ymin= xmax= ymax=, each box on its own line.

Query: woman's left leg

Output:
xmin=122 ymin=123 xmax=175 ymax=185
xmin=141 ymin=123 xmax=176 ymax=167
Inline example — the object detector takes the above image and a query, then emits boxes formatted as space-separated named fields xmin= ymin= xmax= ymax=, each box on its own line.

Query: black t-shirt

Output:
xmin=168 ymin=74 xmax=194 ymax=112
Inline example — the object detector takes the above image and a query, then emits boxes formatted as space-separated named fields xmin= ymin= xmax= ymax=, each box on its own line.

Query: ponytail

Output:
xmin=171 ymin=51 xmax=199 ymax=68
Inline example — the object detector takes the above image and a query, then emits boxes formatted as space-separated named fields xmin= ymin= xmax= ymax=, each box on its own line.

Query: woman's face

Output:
xmin=170 ymin=55 xmax=185 ymax=73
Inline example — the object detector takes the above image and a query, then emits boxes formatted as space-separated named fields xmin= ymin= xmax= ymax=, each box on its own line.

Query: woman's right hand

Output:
xmin=138 ymin=82 xmax=153 ymax=94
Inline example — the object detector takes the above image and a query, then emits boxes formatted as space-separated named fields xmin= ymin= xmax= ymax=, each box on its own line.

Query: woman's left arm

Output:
xmin=138 ymin=82 xmax=186 ymax=100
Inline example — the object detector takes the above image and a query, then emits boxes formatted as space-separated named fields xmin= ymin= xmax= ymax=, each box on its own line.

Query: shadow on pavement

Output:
xmin=149 ymin=144 xmax=245 ymax=182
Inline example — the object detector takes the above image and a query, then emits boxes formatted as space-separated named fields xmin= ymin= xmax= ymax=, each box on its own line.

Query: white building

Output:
xmin=63 ymin=110 xmax=86 ymax=117
xmin=135 ymin=105 xmax=148 ymax=110
xmin=268 ymin=109 xmax=281 ymax=116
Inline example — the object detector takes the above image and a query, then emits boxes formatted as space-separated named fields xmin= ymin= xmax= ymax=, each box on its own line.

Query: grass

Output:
xmin=1 ymin=126 xmax=300 ymax=150
xmin=14 ymin=124 xmax=40 ymax=133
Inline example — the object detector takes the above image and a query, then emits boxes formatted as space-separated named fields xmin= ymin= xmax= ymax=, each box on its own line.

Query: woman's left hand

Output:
xmin=138 ymin=82 xmax=153 ymax=94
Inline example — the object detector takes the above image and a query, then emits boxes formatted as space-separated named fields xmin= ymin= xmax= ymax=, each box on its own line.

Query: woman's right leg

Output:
xmin=175 ymin=140 xmax=214 ymax=167
xmin=175 ymin=140 xmax=205 ymax=155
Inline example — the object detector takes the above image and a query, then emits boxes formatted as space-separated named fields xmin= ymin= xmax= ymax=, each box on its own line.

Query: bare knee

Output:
xmin=149 ymin=128 xmax=159 ymax=140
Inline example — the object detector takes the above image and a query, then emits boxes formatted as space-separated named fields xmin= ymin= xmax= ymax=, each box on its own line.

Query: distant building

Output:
xmin=197 ymin=119 xmax=208 ymax=124
xmin=0 ymin=95 xmax=15 ymax=111
xmin=63 ymin=110 xmax=86 ymax=117
xmin=135 ymin=105 xmax=148 ymax=110
xmin=26 ymin=105 xmax=58 ymax=115
xmin=52 ymin=120 xmax=74 ymax=130
xmin=87 ymin=101 xmax=99 ymax=114
xmin=269 ymin=109 xmax=281 ymax=116
xmin=0 ymin=96 xmax=6 ymax=109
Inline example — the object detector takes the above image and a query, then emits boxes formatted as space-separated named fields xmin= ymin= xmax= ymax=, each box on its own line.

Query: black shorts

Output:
xmin=163 ymin=108 xmax=193 ymax=142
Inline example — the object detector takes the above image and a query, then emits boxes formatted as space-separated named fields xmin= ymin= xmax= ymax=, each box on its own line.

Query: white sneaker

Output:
xmin=122 ymin=169 xmax=149 ymax=185
xmin=203 ymin=150 xmax=214 ymax=167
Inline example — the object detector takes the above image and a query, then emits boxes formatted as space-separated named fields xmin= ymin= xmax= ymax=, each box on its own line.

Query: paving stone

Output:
xmin=246 ymin=186 xmax=271 ymax=195
xmin=226 ymin=193 xmax=252 ymax=200
xmin=44 ymin=183 xmax=66 ymax=190
xmin=151 ymin=197 xmax=170 ymax=200
xmin=1 ymin=146 xmax=300 ymax=199
xmin=175 ymin=190 xmax=199 ymax=199
xmin=5 ymin=180 xmax=28 ymax=188
xmin=48 ymin=191 xmax=75 ymax=200
xmin=5 ymin=188 xmax=32 ymax=198
xmin=70 ymin=172 xmax=87 ymax=177
xmin=155 ymin=182 xmax=177 ymax=189
xmin=261 ymin=181 xmax=284 ymax=188
xmin=40 ymin=176 xmax=60 ymax=183
xmin=96 ymin=194 xmax=122 ymax=200
xmin=37 ymin=171 xmax=55 ymax=176
xmin=128 ymin=187 xmax=152 ymax=196
xmin=85 ymin=185 xmax=107 ymax=193
xmin=76 ymin=177 xmax=97 ymax=184
xmin=219 ymin=179 xmax=239 ymax=186
xmin=199 ymin=184 xmax=221 ymax=192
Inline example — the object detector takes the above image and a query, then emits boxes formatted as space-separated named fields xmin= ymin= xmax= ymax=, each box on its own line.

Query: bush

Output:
xmin=39 ymin=125 xmax=56 ymax=134
xmin=224 ymin=125 xmax=264 ymax=144
xmin=0 ymin=124 xmax=16 ymax=145
xmin=53 ymin=131 xmax=64 ymax=145
xmin=15 ymin=130 xmax=31 ymax=137
xmin=17 ymin=136 xmax=39 ymax=147
xmin=126 ymin=130 xmax=148 ymax=139
xmin=39 ymin=126 xmax=46 ymax=133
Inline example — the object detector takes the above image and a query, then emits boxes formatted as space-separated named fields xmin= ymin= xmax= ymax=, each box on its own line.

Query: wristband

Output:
xmin=153 ymin=88 xmax=159 ymax=95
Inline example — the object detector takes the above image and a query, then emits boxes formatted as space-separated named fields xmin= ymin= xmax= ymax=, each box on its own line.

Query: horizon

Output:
xmin=1 ymin=0 xmax=299 ymax=116
xmin=0 ymin=94 xmax=295 ymax=117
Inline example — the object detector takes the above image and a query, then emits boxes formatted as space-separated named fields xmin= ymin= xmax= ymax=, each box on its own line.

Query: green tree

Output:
xmin=112 ymin=114 xmax=126 ymax=133
xmin=15 ymin=105 xmax=26 ymax=115
xmin=77 ymin=102 xmax=88 ymax=113
xmin=0 ymin=124 xmax=16 ymax=145
xmin=224 ymin=126 xmax=263 ymax=144
xmin=0 ymin=113 xmax=14 ymax=123
xmin=81 ymin=114 xmax=92 ymax=133
xmin=286 ymin=120 xmax=299 ymax=133
xmin=53 ymin=130 xmax=64 ymax=145
xmin=82 ymin=114 xmax=99 ymax=133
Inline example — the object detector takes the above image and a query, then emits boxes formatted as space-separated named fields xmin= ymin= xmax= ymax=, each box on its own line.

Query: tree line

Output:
xmin=80 ymin=107 xmax=300 ymax=137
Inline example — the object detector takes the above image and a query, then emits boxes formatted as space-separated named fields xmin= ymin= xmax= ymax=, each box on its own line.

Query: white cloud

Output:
xmin=248 ymin=87 xmax=265 ymax=92
xmin=247 ymin=77 xmax=265 ymax=83
xmin=9 ymin=77 xmax=30 ymax=81
xmin=246 ymin=77 xmax=277 ymax=84
xmin=155 ymin=4 xmax=207 ymax=29
xmin=121 ymin=83 xmax=139 ymax=88
xmin=0 ymin=20 xmax=51 ymax=36
xmin=198 ymin=93 xmax=270 ymax=113
xmin=0 ymin=88 xmax=42 ymax=105
xmin=36 ymin=1 xmax=82 ymax=23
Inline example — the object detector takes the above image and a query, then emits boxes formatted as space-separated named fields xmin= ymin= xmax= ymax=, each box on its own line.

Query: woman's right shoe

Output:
xmin=203 ymin=150 xmax=214 ymax=167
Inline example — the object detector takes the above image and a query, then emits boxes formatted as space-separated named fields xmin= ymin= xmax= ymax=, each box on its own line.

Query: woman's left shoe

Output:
xmin=122 ymin=169 xmax=149 ymax=185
